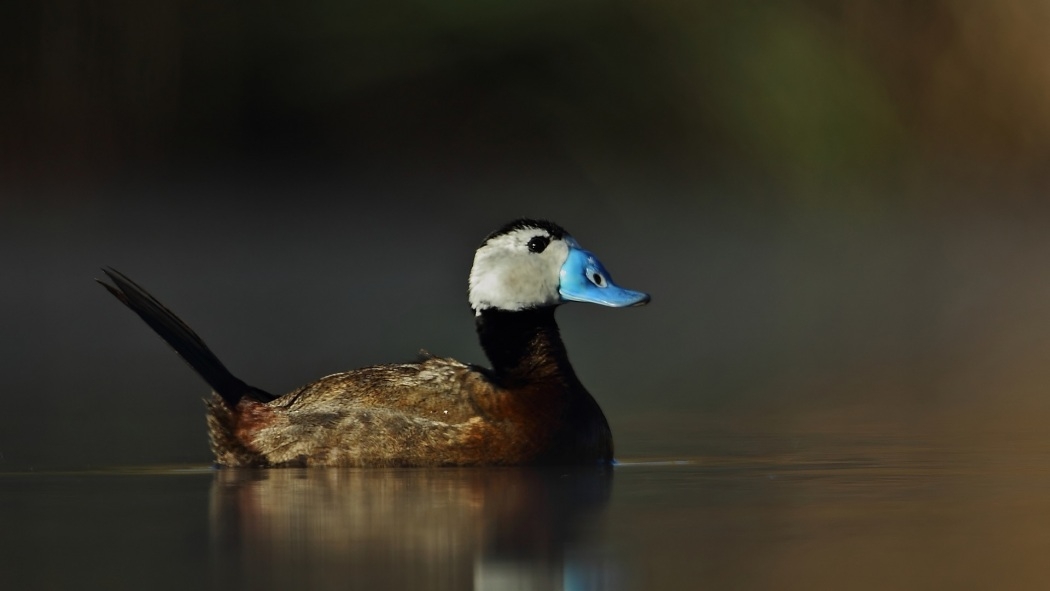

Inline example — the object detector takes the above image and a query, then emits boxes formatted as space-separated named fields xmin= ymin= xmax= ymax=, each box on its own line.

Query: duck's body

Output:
xmin=208 ymin=308 xmax=612 ymax=467
xmin=100 ymin=219 xmax=647 ymax=467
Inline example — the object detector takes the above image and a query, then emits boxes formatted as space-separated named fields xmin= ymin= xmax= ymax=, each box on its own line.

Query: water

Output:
xmin=4 ymin=428 xmax=1049 ymax=590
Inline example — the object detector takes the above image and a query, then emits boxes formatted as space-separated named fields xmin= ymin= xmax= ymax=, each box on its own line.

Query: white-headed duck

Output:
xmin=99 ymin=219 xmax=649 ymax=466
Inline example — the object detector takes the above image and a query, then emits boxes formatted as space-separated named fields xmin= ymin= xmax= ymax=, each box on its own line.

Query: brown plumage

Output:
xmin=98 ymin=219 xmax=647 ymax=467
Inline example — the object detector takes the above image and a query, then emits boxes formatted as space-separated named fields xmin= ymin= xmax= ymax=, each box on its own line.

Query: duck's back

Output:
xmin=207 ymin=356 xmax=498 ymax=467
xmin=283 ymin=356 xmax=485 ymax=424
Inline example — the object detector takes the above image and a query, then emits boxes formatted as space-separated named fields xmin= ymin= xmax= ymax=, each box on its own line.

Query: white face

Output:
xmin=468 ymin=227 xmax=571 ymax=313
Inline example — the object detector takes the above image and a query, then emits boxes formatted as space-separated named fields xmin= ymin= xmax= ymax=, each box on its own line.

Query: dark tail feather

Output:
xmin=97 ymin=267 xmax=276 ymax=406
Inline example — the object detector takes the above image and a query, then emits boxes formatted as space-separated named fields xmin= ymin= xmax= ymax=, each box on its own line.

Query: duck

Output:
xmin=98 ymin=219 xmax=649 ymax=467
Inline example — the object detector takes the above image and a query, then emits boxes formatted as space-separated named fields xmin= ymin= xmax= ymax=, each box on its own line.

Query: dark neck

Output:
xmin=474 ymin=307 xmax=581 ymax=387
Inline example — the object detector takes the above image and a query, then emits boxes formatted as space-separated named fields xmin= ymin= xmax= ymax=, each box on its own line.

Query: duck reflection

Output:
xmin=209 ymin=467 xmax=617 ymax=590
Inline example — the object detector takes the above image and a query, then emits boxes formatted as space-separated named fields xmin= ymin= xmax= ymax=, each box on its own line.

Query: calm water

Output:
xmin=4 ymin=429 xmax=1049 ymax=590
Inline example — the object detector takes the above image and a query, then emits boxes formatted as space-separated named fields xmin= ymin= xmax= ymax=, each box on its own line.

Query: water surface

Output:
xmin=4 ymin=429 xmax=1048 ymax=590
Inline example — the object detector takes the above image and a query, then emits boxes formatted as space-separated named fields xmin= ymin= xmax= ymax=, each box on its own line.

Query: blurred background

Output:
xmin=3 ymin=1 xmax=1050 ymax=470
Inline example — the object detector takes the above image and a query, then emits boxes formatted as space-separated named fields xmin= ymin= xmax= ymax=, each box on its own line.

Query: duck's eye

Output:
xmin=527 ymin=236 xmax=550 ymax=253
xmin=588 ymin=270 xmax=606 ymax=287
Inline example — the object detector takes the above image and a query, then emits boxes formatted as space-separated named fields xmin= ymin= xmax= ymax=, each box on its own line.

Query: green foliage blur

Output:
xmin=4 ymin=1 xmax=1049 ymax=206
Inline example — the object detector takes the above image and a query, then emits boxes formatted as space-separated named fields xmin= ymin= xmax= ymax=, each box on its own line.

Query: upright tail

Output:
xmin=97 ymin=268 xmax=276 ymax=406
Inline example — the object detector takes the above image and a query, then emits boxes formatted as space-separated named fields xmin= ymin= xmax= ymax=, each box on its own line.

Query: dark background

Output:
xmin=3 ymin=1 xmax=1050 ymax=470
